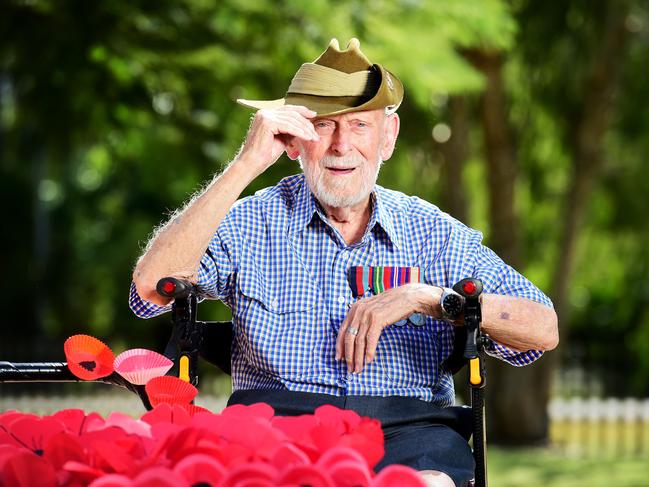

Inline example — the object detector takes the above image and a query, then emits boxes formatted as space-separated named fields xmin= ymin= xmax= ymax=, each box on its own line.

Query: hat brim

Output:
xmin=237 ymin=65 xmax=403 ymax=117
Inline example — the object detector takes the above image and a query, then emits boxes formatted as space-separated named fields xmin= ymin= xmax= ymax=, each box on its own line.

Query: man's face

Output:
xmin=296 ymin=109 xmax=398 ymax=209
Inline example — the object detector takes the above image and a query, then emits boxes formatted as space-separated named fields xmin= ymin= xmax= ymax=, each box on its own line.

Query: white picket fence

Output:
xmin=549 ymin=397 xmax=649 ymax=457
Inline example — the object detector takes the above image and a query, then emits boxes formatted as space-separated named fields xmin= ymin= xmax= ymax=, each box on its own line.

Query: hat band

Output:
xmin=287 ymin=63 xmax=379 ymax=97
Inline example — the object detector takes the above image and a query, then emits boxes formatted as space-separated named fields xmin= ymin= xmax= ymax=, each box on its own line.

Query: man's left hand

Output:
xmin=335 ymin=283 xmax=442 ymax=374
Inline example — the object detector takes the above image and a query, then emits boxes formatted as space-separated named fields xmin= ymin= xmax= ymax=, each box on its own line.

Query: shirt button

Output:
xmin=271 ymin=298 xmax=279 ymax=310
xmin=337 ymin=296 xmax=346 ymax=304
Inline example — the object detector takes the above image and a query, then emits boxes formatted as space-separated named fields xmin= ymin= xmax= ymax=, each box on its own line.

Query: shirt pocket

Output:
xmin=233 ymin=253 xmax=322 ymax=379
xmin=375 ymin=322 xmax=440 ymax=389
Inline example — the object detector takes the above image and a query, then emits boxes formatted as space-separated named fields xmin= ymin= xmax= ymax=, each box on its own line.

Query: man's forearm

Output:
xmin=480 ymin=294 xmax=559 ymax=351
xmin=133 ymin=160 xmax=255 ymax=305
xmin=412 ymin=284 xmax=558 ymax=352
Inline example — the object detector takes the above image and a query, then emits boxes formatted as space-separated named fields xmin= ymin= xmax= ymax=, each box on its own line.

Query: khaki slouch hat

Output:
xmin=237 ymin=38 xmax=404 ymax=117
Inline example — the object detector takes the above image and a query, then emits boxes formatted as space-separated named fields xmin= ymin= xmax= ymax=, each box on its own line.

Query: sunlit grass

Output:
xmin=489 ymin=447 xmax=649 ymax=487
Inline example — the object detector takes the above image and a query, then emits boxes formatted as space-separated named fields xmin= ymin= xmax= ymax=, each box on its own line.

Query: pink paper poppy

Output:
xmin=64 ymin=334 xmax=115 ymax=381
xmin=145 ymin=376 xmax=198 ymax=407
xmin=114 ymin=348 xmax=173 ymax=386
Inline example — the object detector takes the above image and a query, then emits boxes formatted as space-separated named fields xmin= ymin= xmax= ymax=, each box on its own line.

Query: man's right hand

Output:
xmin=233 ymin=105 xmax=320 ymax=177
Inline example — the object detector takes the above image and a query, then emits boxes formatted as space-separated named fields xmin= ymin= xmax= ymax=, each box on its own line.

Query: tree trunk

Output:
xmin=466 ymin=49 xmax=550 ymax=444
xmin=550 ymin=2 xmax=630 ymax=323
xmin=437 ymin=96 xmax=470 ymax=223
xmin=465 ymin=0 xmax=630 ymax=445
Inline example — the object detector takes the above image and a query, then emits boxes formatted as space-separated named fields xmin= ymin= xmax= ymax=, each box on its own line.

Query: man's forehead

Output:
xmin=313 ymin=108 xmax=386 ymax=122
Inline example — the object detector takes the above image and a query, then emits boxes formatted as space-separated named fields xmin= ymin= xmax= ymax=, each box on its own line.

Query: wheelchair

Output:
xmin=0 ymin=277 xmax=491 ymax=487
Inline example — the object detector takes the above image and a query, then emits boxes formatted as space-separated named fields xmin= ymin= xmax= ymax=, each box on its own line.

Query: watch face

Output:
xmin=443 ymin=293 xmax=464 ymax=318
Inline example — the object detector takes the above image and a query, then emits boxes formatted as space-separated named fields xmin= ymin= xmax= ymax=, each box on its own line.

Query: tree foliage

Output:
xmin=2 ymin=0 xmax=649 ymax=445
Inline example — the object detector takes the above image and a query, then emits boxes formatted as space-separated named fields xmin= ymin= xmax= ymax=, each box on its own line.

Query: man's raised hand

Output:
xmin=234 ymin=105 xmax=320 ymax=177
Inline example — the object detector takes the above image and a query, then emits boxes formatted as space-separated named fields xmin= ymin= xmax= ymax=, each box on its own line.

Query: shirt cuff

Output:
xmin=485 ymin=339 xmax=544 ymax=366
xmin=128 ymin=281 xmax=172 ymax=319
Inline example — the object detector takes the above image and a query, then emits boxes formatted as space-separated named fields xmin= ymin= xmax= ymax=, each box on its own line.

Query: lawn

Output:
xmin=488 ymin=447 xmax=649 ymax=487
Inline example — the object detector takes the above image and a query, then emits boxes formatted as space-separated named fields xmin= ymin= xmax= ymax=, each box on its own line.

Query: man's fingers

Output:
xmin=344 ymin=325 xmax=358 ymax=373
xmin=282 ymin=104 xmax=318 ymax=118
xmin=274 ymin=112 xmax=319 ymax=141
xmin=353 ymin=323 xmax=369 ymax=373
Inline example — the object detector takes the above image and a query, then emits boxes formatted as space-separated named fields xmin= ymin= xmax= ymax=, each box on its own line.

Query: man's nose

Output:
xmin=329 ymin=125 xmax=352 ymax=156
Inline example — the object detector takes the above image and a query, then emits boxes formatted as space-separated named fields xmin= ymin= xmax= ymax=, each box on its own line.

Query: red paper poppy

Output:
xmin=278 ymin=463 xmax=335 ymax=487
xmin=42 ymin=431 xmax=86 ymax=471
xmin=173 ymin=453 xmax=226 ymax=485
xmin=1 ymin=449 xmax=58 ymax=487
xmin=5 ymin=416 xmax=64 ymax=455
xmin=270 ymin=414 xmax=319 ymax=442
xmin=50 ymin=409 xmax=105 ymax=436
xmin=314 ymin=404 xmax=361 ymax=432
xmin=269 ymin=442 xmax=311 ymax=470
xmin=220 ymin=402 xmax=275 ymax=420
xmin=64 ymin=334 xmax=115 ymax=381
xmin=141 ymin=403 xmax=192 ymax=427
xmin=316 ymin=445 xmax=368 ymax=470
xmin=328 ymin=459 xmax=373 ymax=487
xmin=219 ymin=462 xmax=277 ymax=487
xmin=87 ymin=473 xmax=132 ymax=487
xmin=145 ymin=376 xmax=198 ymax=407
xmin=182 ymin=404 xmax=211 ymax=416
xmin=131 ymin=466 xmax=186 ymax=487
xmin=373 ymin=465 xmax=427 ymax=487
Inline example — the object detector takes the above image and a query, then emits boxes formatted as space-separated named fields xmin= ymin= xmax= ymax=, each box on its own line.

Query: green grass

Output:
xmin=488 ymin=447 xmax=649 ymax=487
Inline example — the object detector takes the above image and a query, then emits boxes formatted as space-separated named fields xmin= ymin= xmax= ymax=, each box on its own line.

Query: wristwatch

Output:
xmin=439 ymin=287 xmax=465 ymax=321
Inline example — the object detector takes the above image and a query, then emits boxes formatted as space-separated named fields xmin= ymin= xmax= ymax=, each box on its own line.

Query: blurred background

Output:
xmin=1 ymin=0 xmax=648 ymax=484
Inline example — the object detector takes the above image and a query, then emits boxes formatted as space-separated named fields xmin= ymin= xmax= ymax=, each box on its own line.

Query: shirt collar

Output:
xmin=288 ymin=176 xmax=401 ymax=249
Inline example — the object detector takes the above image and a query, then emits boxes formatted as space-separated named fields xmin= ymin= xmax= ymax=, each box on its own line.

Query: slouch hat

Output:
xmin=237 ymin=38 xmax=403 ymax=117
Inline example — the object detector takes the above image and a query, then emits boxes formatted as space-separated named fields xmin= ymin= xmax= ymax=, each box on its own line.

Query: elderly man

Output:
xmin=130 ymin=38 xmax=558 ymax=486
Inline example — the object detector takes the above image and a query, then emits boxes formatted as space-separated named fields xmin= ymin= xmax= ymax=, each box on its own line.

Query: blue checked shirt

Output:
xmin=130 ymin=174 xmax=552 ymax=406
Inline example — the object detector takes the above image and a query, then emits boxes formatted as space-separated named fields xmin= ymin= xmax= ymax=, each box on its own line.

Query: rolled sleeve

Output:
xmin=196 ymin=218 xmax=237 ymax=303
xmin=473 ymin=243 xmax=553 ymax=366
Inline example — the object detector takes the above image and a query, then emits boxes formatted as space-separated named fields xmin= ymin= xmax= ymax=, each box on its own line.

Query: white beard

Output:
xmin=299 ymin=153 xmax=383 ymax=209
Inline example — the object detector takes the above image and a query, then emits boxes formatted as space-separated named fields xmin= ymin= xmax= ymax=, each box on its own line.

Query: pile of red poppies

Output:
xmin=0 ymin=402 xmax=425 ymax=486
xmin=1 ymin=334 xmax=426 ymax=486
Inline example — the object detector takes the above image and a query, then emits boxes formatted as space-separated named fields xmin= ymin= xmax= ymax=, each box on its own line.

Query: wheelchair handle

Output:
xmin=156 ymin=277 xmax=195 ymax=299
xmin=452 ymin=278 xmax=483 ymax=361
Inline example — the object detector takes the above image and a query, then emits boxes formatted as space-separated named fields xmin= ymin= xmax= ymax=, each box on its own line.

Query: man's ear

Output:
xmin=286 ymin=137 xmax=301 ymax=160
xmin=380 ymin=113 xmax=400 ymax=161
